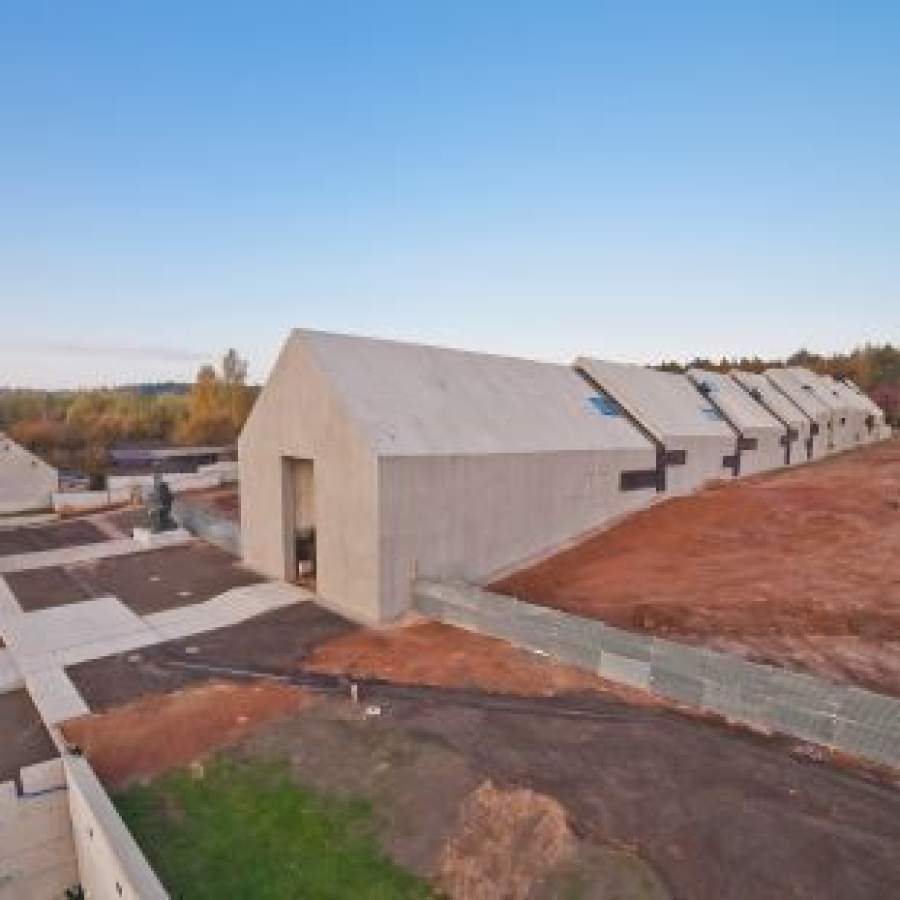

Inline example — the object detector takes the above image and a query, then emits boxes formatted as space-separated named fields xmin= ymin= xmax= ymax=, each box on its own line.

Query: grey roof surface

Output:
xmin=764 ymin=368 xmax=832 ymax=422
xmin=730 ymin=370 xmax=808 ymax=429
xmin=574 ymin=358 xmax=735 ymax=442
xmin=686 ymin=369 xmax=785 ymax=432
xmin=295 ymin=330 xmax=655 ymax=456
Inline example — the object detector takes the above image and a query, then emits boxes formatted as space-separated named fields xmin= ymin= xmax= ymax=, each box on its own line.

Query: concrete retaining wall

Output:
xmin=0 ymin=760 xmax=78 ymax=900
xmin=415 ymin=581 xmax=900 ymax=770
xmin=173 ymin=499 xmax=240 ymax=555
xmin=107 ymin=472 xmax=223 ymax=494
xmin=53 ymin=489 xmax=132 ymax=514
xmin=66 ymin=756 xmax=169 ymax=900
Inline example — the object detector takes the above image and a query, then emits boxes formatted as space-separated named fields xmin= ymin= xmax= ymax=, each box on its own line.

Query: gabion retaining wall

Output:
xmin=414 ymin=580 xmax=900 ymax=769
xmin=173 ymin=500 xmax=240 ymax=556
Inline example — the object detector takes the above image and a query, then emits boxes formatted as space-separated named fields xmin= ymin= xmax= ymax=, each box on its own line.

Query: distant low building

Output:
xmin=0 ymin=432 xmax=59 ymax=514
xmin=107 ymin=441 xmax=233 ymax=475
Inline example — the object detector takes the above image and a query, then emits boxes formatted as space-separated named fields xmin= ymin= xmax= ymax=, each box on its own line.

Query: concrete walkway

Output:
xmin=0 ymin=532 xmax=193 ymax=575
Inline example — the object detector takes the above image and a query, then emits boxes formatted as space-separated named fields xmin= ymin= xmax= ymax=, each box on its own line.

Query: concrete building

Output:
xmin=686 ymin=368 xmax=788 ymax=474
xmin=240 ymin=330 xmax=658 ymax=623
xmin=730 ymin=370 xmax=811 ymax=464
xmin=785 ymin=367 xmax=859 ymax=452
xmin=764 ymin=368 xmax=833 ymax=458
xmin=573 ymin=359 xmax=739 ymax=494
xmin=842 ymin=378 xmax=893 ymax=438
xmin=817 ymin=375 xmax=880 ymax=444
xmin=0 ymin=432 xmax=58 ymax=514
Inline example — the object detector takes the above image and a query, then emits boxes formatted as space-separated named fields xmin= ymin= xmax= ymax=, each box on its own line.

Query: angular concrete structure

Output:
xmin=764 ymin=368 xmax=832 ymax=458
xmin=240 ymin=331 xmax=658 ymax=623
xmin=574 ymin=359 xmax=738 ymax=494
xmin=841 ymin=379 xmax=892 ymax=439
xmin=686 ymin=369 xmax=788 ymax=474
xmin=785 ymin=367 xmax=859 ymax=452
xmin=0 ymin=433 xmax=58 ymax=515
xmin=818 ymin=376 xmax=881 ymax=444
xmin=730 ymin=370 xmax=810 ymax=464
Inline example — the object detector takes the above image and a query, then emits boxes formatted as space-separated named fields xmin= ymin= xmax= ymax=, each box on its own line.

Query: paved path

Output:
xmin=0 ymin=531 xmax=193 ymax=575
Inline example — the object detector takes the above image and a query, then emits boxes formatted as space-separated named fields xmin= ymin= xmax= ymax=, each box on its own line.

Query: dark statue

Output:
xmin=148 ymin=472 xmax=176 ymax=533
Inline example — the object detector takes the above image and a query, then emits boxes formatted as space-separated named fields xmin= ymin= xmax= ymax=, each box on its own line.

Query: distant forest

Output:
xmin=656 ymin=343 xmax=900 ymax=389
xmin=0 ymin=349 xmax=259 ymax=473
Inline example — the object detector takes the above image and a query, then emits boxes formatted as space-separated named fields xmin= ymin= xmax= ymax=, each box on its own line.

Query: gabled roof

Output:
xmin=764 ymin=368 xmax=832 ymax=422
xmin=574 ymin=358 xmax=735 ymax=442
xmin=294 ymin=330 xmax=654 ymax=456
xmin=686 ymin=369 xmax=784 ymax=432
xmin=730 ymin=370 xmax=807 ymax=429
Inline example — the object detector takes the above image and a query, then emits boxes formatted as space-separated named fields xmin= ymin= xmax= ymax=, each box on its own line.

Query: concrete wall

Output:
xmin=416 ymin=581 xmax=900 ymax=770
xmin=785 ymin=367 xmax=859 ymax=452
xmin=242 ymin=332 xmax=659 ymax=623
xmin=819 ymin=376 xmax=880 ymax=444
xmin=0 ymin=434 xmax=58 ymax=515
xmin=66 ymin=756 xmax=168 ymax=900
xmin=239 ymin=334 xmax=381 ymax=622
xmin=730 ymin=370 xmax=811 ymax=464
xmin=575 ymin=359 xmax=737 ymax=494
xmin=0 ymin=761 xmax=78 ymax=900
xmin=378 ymin=447 xmax=657 ymax=620
xmin=686 ymin=369 xmax=787 ymax=475
xmin=764 ymin=369 xmax=832 ymax=458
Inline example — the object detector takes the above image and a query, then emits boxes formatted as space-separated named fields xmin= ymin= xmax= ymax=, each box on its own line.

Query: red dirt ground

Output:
xmin=306 ymin=621 xmax=616 ymax=697
xmin=492 ymin=440 xmax=900 ymax=695
xmin=61 ymin=681 xmax=308 ymax=786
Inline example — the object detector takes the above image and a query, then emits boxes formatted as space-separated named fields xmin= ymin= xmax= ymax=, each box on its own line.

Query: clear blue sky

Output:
xmin=1 ymin=2 xmax=898 ymax=387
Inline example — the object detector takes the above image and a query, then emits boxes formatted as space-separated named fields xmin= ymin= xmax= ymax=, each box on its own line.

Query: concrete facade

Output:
xmin=764 ymin=368 xmax=833 ymax=458
xmin=686 ymin=369 xmax=787 ymax=475
xmin=0 ymin=434 xmax=58 ymax=515
xmin=818 ymin=376 xmax=880 ymax=444
xmin=730 ymin=370 xmax=811 ymax=464
xmin=786 ymin=367 xmax=860 ymax=452
xmin=842 ymin=378 xmax=892 ymax=438
xmin=240 ymin=331 xmax=658 ymax=623
xmin=574 ymin=358 xmax=738 ymax=494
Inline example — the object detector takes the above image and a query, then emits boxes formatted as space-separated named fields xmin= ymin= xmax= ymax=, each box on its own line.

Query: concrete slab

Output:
xmin=2 ymin=598 xmax=154 ymax=675
xmin=764 ymin=368 xmax=833 ymax=458
xmin=0 ymin=538 xmax=142 ymax=575
xmin=730 ymin=370 xmax=811 ymax=464
xmin=24 ymin=669 xmax=90 ymax=725
xmin=0 ymin=649 xmax=23 ymax=694
xmin=686 ymin=369 xmax=787 ymax=475
xmin=575 ymin=358 xmax=738 ymax=494
xmin=20 ymin=758 xmax=65 ymax=795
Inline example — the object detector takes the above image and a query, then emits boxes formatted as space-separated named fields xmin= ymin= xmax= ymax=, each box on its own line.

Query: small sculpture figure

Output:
xmin=147 ymin=471 xmax=176 ymax=533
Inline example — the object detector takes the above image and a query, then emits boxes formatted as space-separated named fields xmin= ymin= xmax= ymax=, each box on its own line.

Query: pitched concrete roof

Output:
xmin=574 ymin=358 xmax=736 ymax=442
xmin=730 ymin=370 xmax=808 ymax=429
xmin=687 ymin=369 xmax=785 ymax=433
xmin=294 ymin=330 xmax=654 ymax=456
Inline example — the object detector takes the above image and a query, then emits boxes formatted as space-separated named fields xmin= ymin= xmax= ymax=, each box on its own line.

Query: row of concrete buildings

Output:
xmin=238 ymin=330 xmax=891 ymax=624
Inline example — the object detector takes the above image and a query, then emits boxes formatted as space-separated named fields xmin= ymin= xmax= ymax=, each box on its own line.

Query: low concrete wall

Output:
xmin=0 ymin=760 xmax=79 ymax=900
xmin=53 ymin=489 xmax=132 ymax=513
xmin=107 ymin=472 xmax=222 ymax=494
xmin=173 ymin=499 xmax=240 ymax=555
xmin=66 ymin=755 xmax=169 ymax=899
xmin=415 ymin=581 xmax=900 ymax=770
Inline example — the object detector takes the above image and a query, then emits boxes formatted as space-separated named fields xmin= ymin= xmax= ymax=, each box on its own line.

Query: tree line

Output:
xmin=656 ymin=342 xmax=899 ymax=389
xmin=0 ymin=349 xmax=258 ymax=473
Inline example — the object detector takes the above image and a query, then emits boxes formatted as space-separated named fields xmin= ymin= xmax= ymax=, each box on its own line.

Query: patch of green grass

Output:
xmin=115 ymin=757 xmax=434 ymax=900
